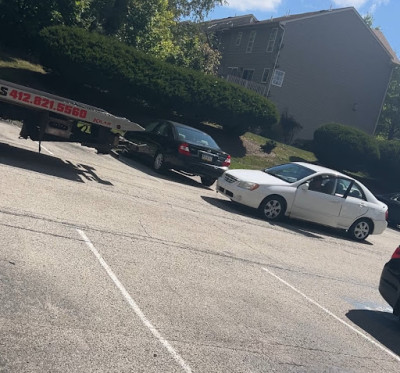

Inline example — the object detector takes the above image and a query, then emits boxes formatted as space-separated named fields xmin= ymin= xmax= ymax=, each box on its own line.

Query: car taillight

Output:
xmin=178 ymin=142 xmax=190 ymax=156
xmin=222 ymin=155 xmax=231 ymax=167
xmin=385 ymin=209 xmax=389 ymax=221
xmin=391 ymin=246 xmax=400 ymax=259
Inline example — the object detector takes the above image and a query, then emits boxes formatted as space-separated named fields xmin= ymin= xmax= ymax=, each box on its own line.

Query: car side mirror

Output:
xmin=300 ymin=182 xmax=309 ymax=191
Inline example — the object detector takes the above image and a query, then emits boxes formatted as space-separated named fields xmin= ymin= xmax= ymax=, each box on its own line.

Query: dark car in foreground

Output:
xmin=379 ymin=245 xmax=400 ymax=317
xmin=376 ymin=193 xmax=400 ymax=227
xmin=123 ymin=120 xmax=231 ymax=186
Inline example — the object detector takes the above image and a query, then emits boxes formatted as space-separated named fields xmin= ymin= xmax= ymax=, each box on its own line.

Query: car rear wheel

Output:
xmin=259 ymin=195 xmax=286 ymax=221
xmin=200 ymin=176 xmax=216 ymax=187
xmin=153 ymin=152 xmax=165 ymax=172
xmin=348 ymin=218 xmax=372 ymax=241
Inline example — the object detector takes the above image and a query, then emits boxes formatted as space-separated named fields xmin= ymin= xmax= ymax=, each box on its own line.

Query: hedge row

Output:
xmin=378 ymin=140 xmax=400 ymax=180
xmin=38 ymin=26 xmax=279 ymax=134
xmin=313 ymin=123 xmax=380 ymax=172
xmin=313 ymin=123 xmax=400 ymax=185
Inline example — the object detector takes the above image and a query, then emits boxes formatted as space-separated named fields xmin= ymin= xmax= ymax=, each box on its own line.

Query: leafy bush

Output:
xmin=313 ymin=123 xmax=380 ymax=172
xmin=279 ymin=110 xmax=302 ymax=144
xmin=38 ymin=26 xmax=279 ymax=134
xmin=377 ymin=140 xmax=400 ymax=183
xmin=260 ymin=140 xmax=277 ymax=154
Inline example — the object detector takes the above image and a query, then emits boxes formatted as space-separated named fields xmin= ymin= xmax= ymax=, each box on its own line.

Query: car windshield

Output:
xmin=263 ymin=163 xmax=316 ymax=183
xmin=175 ymin=126 xmax=220 ymax=149
xmin=145 ymin=122 xmax=160 ymax=132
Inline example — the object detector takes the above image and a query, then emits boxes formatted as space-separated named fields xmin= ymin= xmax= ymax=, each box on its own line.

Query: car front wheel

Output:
xmin=259 ymin=195 xmax=286 ymax=221
xmin=348 ymin=218 xmax=372 ymax=241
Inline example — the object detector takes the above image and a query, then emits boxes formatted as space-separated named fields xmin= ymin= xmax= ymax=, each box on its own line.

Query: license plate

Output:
xmin=201 ymin=153 xmax=213 ymax=162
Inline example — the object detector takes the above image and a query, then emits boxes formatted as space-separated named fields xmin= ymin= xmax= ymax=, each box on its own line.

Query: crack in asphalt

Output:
xmin=0 ymin=222 xmax=81 ymax=242
xmin=0 ymin=207 xmax=376 ymax=290
xmin=164 ymin=337 xmax=389 ymax=365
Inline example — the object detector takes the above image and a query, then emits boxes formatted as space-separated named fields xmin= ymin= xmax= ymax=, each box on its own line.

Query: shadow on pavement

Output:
xmin=201 ymin=195 xmax=375 ymax=244
xmin=346 ymin=309 xmax=400 ymax=357
xmin=0 ymin=142 xmax=112 ymax=185
xmin=201 ymin=195 xmax=324 ymax=239
xmin=118 ymin=154 xmax=213 ymax=190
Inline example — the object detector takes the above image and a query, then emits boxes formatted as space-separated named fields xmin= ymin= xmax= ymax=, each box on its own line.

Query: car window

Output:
xmin=334 ymin=178 xmax=351 ymax=197
xmin=145 ymin=121 xmax=160 ymax=132
xmin=348 ymin=183 xmax=365 ymax=200
xmin=175 ymin=126 xmax=220 ymax=149
xmin=158 ymin=123 xmax=171 ymax=137
xmin=308 ymin=175 xmax=336 ymax=195
xmin=264 ymin=163 xmax=315 ymax=183
xmin=150 ymin=122 xmax=171 ymax=137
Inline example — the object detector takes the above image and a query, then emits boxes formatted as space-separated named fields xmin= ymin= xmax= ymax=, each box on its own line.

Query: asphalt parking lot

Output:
xmin=1 ymin=120 xmax=399 ymax=372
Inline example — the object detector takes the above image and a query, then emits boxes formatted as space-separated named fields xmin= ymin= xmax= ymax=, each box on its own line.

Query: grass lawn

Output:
xmin=231 ymin=132 xmax=317 ymax=170
xmin=0 ymin=55 xmax=45 ymax=74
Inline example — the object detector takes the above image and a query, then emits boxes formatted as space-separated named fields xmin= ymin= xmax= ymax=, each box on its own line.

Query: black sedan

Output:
xmin=376 ymin=193 xmax=400 ymax=227
xmin=379 ymin=245 xmax=400 ymax=318
xmin=123 ymin=120 xmax=231 ymax=186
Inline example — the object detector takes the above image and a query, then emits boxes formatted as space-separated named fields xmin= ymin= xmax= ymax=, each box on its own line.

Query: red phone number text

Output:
xmin=8 ymin=89 xmax=87 ymax=119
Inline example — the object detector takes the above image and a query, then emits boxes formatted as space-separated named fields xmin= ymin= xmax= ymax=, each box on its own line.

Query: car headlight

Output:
xmin=238 ymin=181 xmax=259 ymax=191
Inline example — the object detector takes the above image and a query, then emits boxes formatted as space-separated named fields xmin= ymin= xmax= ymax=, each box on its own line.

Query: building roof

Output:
xmin=372 ymin=28 xmax=400 ymax=65
xmin=206 ymin=7 xmax=399 ymax=66
xmin=203 ymin=14 xmax=257 ymax=31
xmin=205 ymin=8 xmax=354 ymax=29
xmin=260 ymin=8 xmax=352 ymax=24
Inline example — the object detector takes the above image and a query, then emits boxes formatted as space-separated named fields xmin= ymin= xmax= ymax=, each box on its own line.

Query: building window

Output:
xmin=266 ymin=28 xmax=278 ymax=53
xmin=242 ymin=69 xmax=254 ymax=81
xmin=227 ymin=67 xmax=239 ymax=76
xmin=261 ymin=68 xmax=270 ymax=83
xmin=246 ymin=31 xmax=256 ymax=53
xmin=271 ymin=69 xmax=285 ymax=87
xmin=235 ymin=32 xmax=243 ymax=46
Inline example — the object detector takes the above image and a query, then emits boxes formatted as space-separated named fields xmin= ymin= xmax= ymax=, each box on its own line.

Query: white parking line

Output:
xmin=77 ymin=229 xmax=192 ymax=372
xmin=262 ymin=267 xmax=400 ymax=363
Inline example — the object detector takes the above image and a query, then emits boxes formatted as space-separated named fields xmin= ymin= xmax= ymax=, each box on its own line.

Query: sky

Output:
xmin=206 ymin=0 xmax=399 ymax=58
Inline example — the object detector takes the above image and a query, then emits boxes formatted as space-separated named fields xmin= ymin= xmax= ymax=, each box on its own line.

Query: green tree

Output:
xmin=0 ymin=0 xmax=222 ymax=73
xmin=279 ymin=110 xmax=302 ymax=144
xmin=135 ymin=19 xmax=176 ymax=60
xmin=86 ymin=0 xmax=157 ymax=38
xmin=376 ymin=66 xmax=400 ymax=140
xmin=0 ymin=0 xmax=88 ymax=47
xmin=84 ymin=0 xmax=221 ymax=72
xmin=168 ymin=0 xmax=225 ymax=21
xmin=362 ymin=13 xmax=380 ymax=30
xmin=363 ymin=13 xmax=374 ymax=27
xmin=166 ymin=22 xmax=221 ymax=73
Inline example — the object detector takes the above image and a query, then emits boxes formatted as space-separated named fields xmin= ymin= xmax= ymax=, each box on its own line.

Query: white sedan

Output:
xmin=217 ymin=162 xmax=388 ymax=241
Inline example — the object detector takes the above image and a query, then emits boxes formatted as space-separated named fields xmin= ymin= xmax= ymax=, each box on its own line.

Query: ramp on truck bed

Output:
xmin=0 ymin=79 xmax=144 ymax=153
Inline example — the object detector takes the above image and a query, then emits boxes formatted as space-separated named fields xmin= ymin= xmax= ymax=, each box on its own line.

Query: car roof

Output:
xmin=293 ymin=162 xmax=382 ymax=202
xmin=167 ymin=120 xmax=208 ymax=134
xmin=294 ymin=162 xmax=351 ymax=179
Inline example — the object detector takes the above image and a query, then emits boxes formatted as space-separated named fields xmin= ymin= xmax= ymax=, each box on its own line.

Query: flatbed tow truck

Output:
xmin=0 ymin=79 xmax=144 ymax=153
